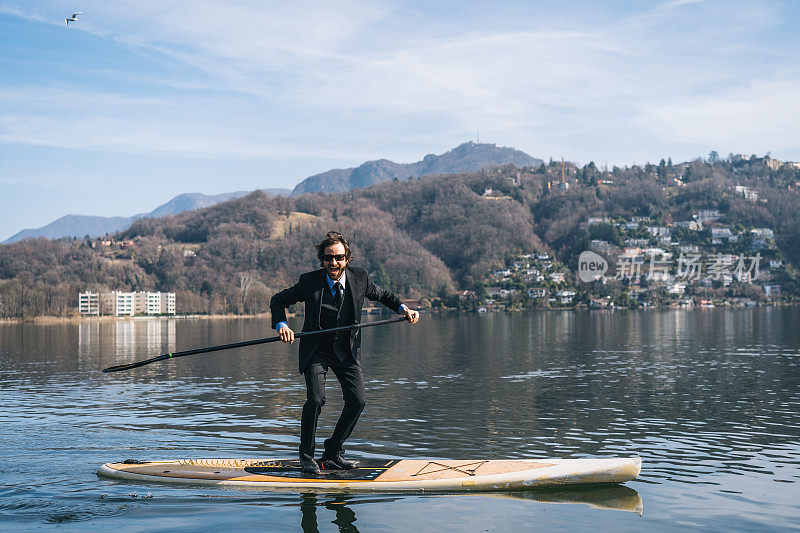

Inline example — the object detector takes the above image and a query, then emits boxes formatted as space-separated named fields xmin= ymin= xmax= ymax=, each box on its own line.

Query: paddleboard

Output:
xmin=97 ymin=456 xmax=641 ymax=493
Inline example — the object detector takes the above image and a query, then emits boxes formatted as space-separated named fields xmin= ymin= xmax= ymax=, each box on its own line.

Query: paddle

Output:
xmin=102 ymin=315 xmax=410 ymax=373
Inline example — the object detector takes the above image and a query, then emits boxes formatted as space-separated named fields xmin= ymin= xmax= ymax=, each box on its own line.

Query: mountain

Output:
xmin=290 ymin=142 xmax=543 ymax=196
xmin=4 ymin=215 xmax=136 ymax=244
xmin=3 ymin=190 xmax=289 ymax=244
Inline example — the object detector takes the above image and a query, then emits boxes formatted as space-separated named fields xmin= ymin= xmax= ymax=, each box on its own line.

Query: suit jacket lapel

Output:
xmin=347 ymin=266 xmax=360 ymax=318
xmin=314 ymin=269 xmax=325 ymax=327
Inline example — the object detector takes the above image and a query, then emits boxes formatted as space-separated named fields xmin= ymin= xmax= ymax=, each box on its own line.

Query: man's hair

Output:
xmin=316 ymin=231 xmax=352 ymax=266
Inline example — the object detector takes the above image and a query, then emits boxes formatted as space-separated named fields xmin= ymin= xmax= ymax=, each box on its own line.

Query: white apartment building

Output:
xmin=133 ymin=291 xmax=165 ymax=315
xmin=161 ymin=292 xmax=176 ymax=315
xmin=147 ymin=292 xmax=162 ymax=315
xmin=81 ymin=290 xmax=176 ymax=316
xmin=101 ymin=291 xmax=135 ymax=316
xmin=78 ymin=292 xmax=99 ymax=316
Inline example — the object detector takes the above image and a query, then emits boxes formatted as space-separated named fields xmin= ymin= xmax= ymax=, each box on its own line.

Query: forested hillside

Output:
xmin=1 ymin=153 xmax=799 ymax=318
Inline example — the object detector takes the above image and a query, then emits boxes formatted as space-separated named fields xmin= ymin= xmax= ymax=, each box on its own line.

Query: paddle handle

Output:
xmin=102 ymin=315 xmax=410 ymax=373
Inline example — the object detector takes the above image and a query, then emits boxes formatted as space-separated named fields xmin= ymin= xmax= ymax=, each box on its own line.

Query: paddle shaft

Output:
xmin=101 ymin=315 xmax=409 ymax=373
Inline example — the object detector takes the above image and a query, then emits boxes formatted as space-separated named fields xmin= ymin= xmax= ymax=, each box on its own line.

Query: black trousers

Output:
xmin=299 ymin=348 xmax=366 ymax=461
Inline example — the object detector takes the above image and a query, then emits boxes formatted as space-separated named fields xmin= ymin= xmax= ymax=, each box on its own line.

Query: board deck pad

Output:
xmin=98 ymin=456 xmax=642 ymax=492
xmin=244 ymin=459 xmax=400 ymax=480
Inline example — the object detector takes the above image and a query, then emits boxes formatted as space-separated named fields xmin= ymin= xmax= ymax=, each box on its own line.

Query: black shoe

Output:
xmin=300 ymin=457 xmax=320 ymax=474
xmin=320 ymin=452 xmax=356 ymax=470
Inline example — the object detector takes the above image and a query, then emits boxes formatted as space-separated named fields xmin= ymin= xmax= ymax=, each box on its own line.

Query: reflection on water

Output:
xmin=1 ymin=308 xmax=799 ymax=531
xmin=301 ymin=494 xmax=360 ymax=533
xmin=297 ymin=484 xmax=643 ymax=533
xmin=78 ymin=319 xmax=177 ymax=361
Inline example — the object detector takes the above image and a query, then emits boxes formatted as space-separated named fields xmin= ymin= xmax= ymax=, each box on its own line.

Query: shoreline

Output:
xmin=0 ymin=302 xmax=795 ymax=325
xmin=0 ymin=313 xmax=273 ymax=325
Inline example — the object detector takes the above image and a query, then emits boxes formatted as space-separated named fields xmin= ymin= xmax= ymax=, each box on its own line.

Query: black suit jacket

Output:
xmin=270 ymin=266 xmax=403 ymax=372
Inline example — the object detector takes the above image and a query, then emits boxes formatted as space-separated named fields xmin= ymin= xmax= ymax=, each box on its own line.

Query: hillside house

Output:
xmin=556 ymin=290 xmax=576 ymax=304
xmin=590 ymin=240 xmax=613 ymax=253
xmin=674 ymin=220 xmax=702 ymax=231
xmin=527 ymin=288 xmax=547 ymax=298
xmin=695 ymin=210 xmax=722 ymax=223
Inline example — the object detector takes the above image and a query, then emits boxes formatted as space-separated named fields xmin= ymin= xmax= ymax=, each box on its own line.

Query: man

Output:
xmin=270 ymin=231 xmax=420 ymax=474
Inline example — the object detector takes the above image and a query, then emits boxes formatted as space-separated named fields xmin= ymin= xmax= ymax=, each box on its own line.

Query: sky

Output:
xmin=1 ymin=0 xmax=799 ymax=241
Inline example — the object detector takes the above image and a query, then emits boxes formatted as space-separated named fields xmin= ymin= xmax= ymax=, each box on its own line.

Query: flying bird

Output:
xmin=65 ymin=11 xmax=84 ymax=25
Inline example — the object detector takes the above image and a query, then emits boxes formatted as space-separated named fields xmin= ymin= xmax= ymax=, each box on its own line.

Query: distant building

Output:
xmin=84 ymin=290 xmax=176 ymax=316
xmin=101 ymin=291 xmax=135 ymax=316
xmin=643 ymin=247 xmax=666 ymax=257
xmin=527 ymin=288 xmax=547 ymax=298
xmin=455 ymin=290 xmax=475 ymax=301
xmin=590 ymin=240 xmax=613 ymax=253
xmin=734 ymin=185 xmax=758 ymax=201
xmin=667 ymin=282 xmax=686 ymax=295
xmin=624 ymin=247 xmax=641 ymax=256
xmin=485 ymin=286 xmax=503 ymax=298
xmin=78 ymin=292 xmax=99 ymax=316
xmin=161 ymin=293 xmax=176 ymax=315
xmin=589 ymin=296 xmax=614 ymax=308
xmin=763 ymin=285 xmax=781 ymax=298
xmin=674 ymin=220 xmax=702 ymax=231
xmin=647 ymin=226 xmax=670 ymax=237
xmin=764 ymin=158 xmax=799 ymax=170
xmin=751 ymin=228 xmax=774 ymax=239
xmin=695 ymin=210 xmax=722 ymax=223
xmin=556 ymin=290 xmax=576 ymax=304
xmin=132 ymin=291 xmax=177 ymax=315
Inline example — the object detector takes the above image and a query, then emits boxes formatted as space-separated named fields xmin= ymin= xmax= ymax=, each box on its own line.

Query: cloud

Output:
xmin=1 ymin=0 xmax=797 ymax=164
xmin=637 ymin=79 xmax=800 ymax=154
xmin=660 ymin=0 xmax=707 ymax=10
xmin=0 ymin=84 xmax=360 ymax=159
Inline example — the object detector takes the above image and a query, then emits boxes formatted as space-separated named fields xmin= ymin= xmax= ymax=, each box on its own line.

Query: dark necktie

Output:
xmin=333 ymin=282 xmax=343 ymax=309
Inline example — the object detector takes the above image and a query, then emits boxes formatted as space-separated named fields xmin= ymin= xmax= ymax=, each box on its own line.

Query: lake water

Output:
xmin=1 ymin=309 xmax=798 ymax=531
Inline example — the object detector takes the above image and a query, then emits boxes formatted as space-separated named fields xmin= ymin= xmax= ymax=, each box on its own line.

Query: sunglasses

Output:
xmin=323 ymin=254 xmax=347 ymax=262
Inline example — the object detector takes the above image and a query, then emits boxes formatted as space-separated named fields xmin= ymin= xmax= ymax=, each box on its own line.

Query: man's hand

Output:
xmin=278 ymin=325 xmax=295 ymax=343
xmin=404 ymin=308 xmax=420 ymax=324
